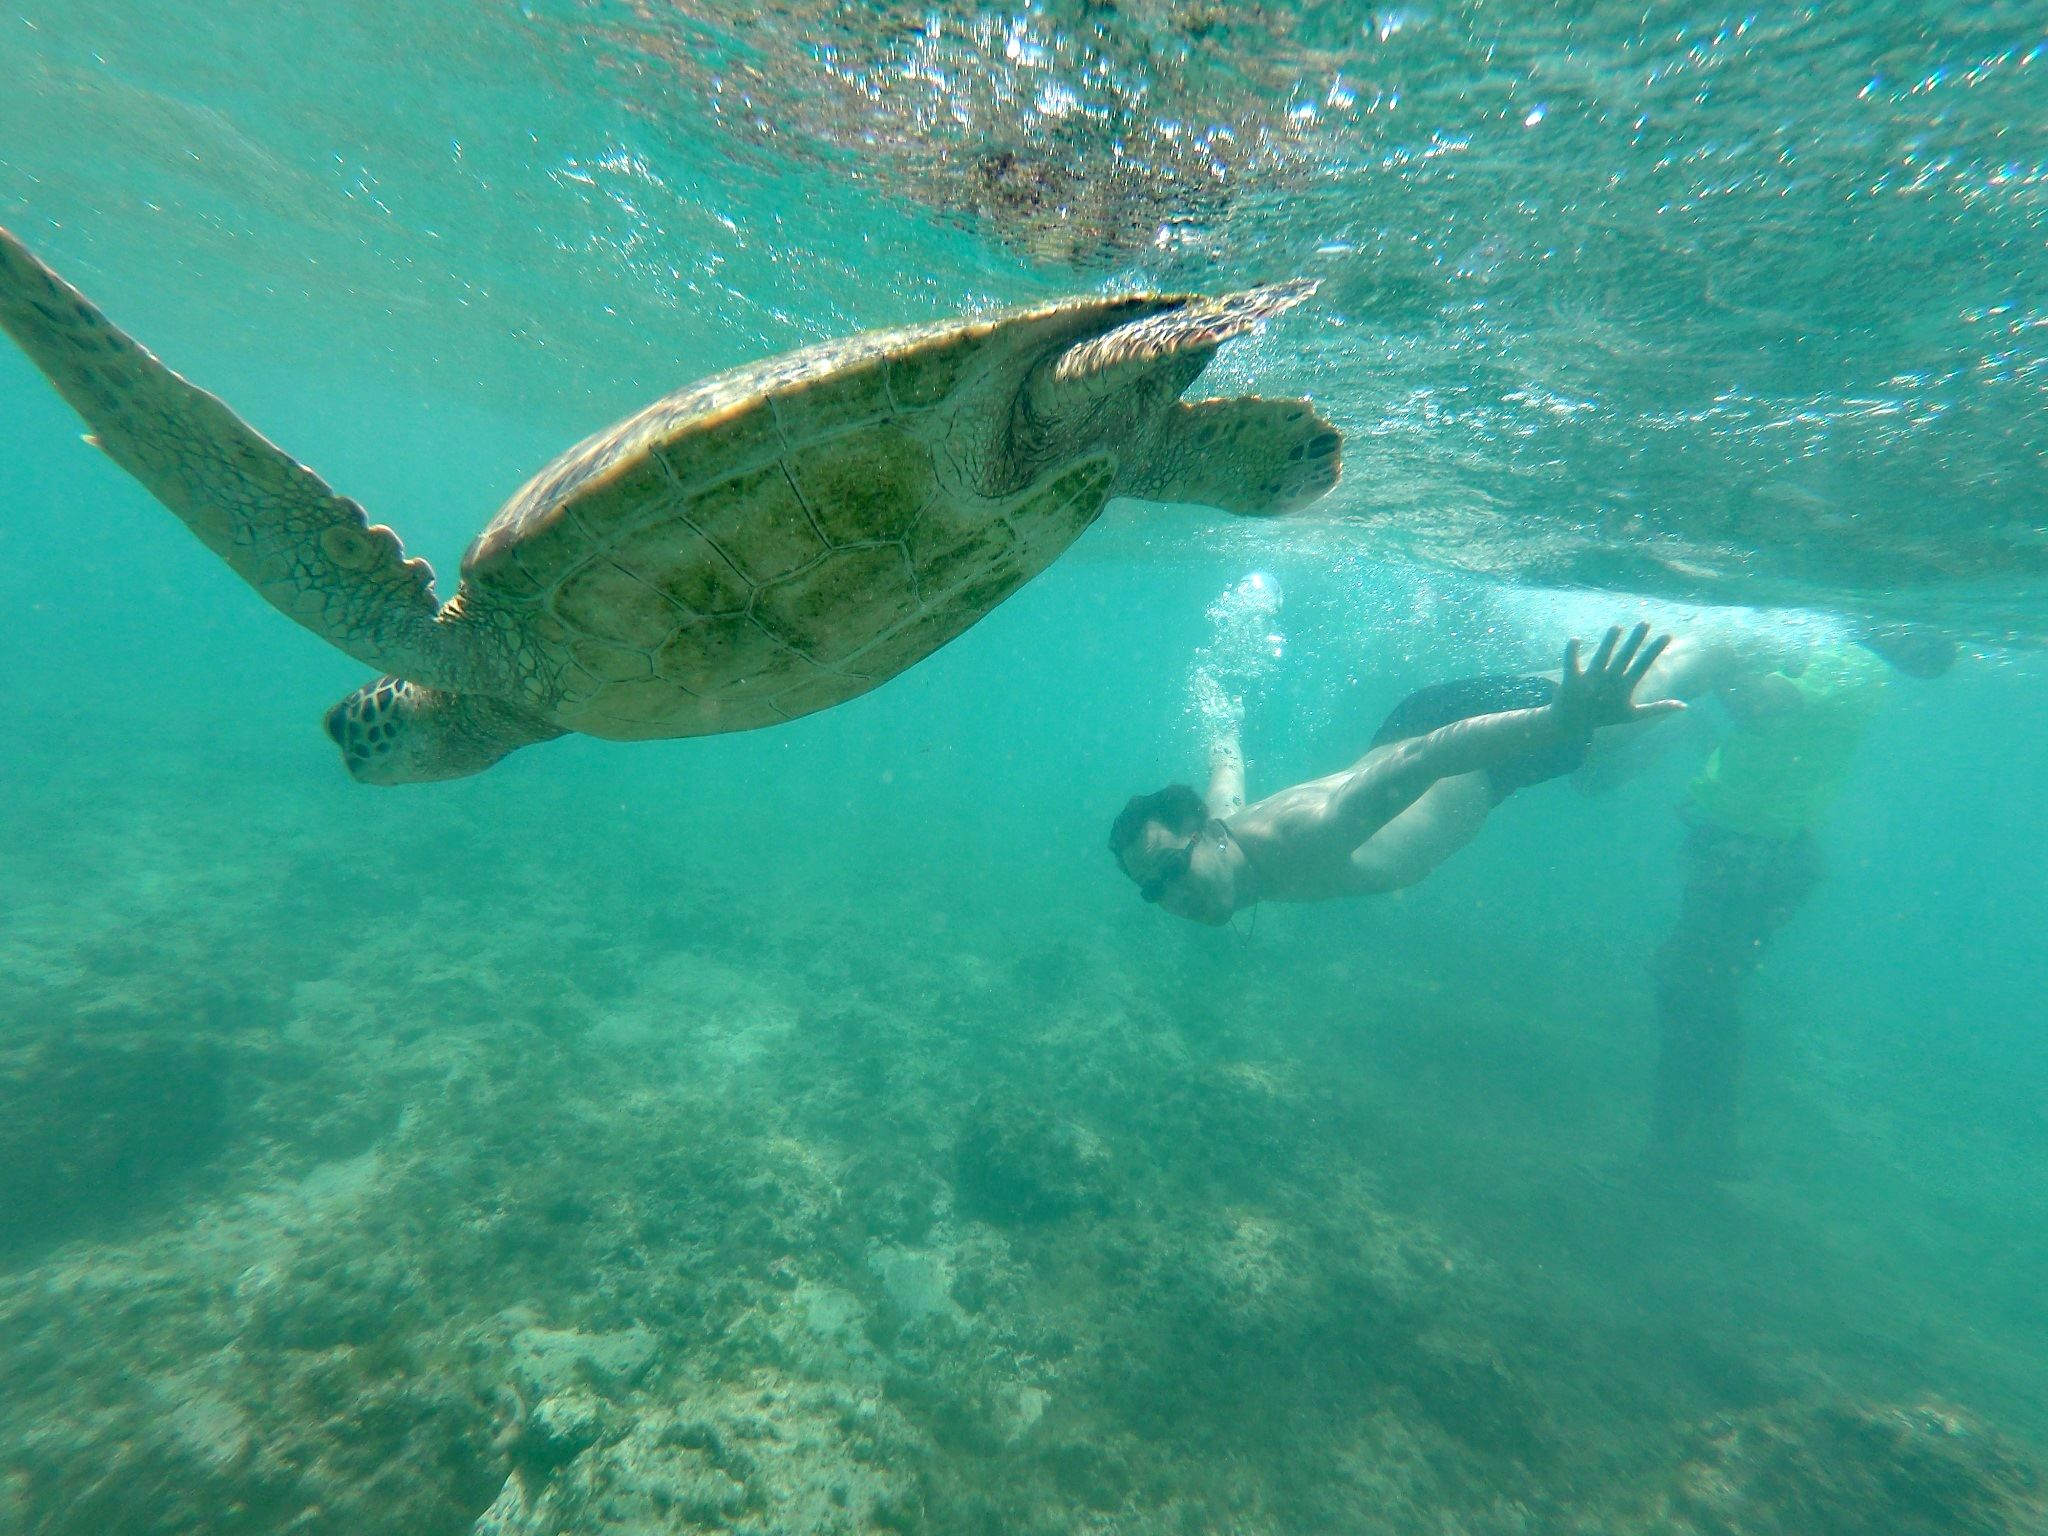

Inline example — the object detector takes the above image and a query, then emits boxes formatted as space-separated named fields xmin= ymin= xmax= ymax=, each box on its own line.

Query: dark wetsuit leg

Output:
xmin=1370 ymin=673 xmax=1585 ymax=801
xmin=1649 ymin=822 xmax=1823 ymax=1177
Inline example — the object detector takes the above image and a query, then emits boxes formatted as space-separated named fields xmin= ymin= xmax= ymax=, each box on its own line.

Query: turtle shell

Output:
xmin=458 ymin=295 xmax=1164 ymax=740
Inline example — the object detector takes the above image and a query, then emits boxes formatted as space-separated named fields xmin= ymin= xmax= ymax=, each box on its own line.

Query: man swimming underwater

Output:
xmin=1110 ymin=623 xmax=1683 ymax=926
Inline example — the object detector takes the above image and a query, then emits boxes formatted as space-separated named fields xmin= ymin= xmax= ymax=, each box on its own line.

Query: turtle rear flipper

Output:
xmin=1125 ymin=397 xmax=1343 ymax=516
xmin=0 ymin=226 xmax=472 ymax=687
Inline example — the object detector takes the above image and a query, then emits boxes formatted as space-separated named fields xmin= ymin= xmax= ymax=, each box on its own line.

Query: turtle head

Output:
xmin=323 ymin=677 xmax=550 ymax=785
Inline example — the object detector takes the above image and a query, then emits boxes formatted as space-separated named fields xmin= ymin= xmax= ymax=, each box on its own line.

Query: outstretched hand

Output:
xmin=1549 ymin=623 xmax=1686 ymax=737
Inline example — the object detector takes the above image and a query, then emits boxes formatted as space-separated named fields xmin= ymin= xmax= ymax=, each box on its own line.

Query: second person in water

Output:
xmin=1110 ymin=623 xmax=1682 ymax=926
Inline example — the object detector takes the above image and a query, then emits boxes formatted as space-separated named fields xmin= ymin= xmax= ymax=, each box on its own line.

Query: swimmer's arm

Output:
xmin=1205 ymin=727 xmax=1246 ymax=819
xmin=1325 ymin=705 xmax=1566 ymax=843
xmin=1329 ymin=624 xmax=1683 ymax=842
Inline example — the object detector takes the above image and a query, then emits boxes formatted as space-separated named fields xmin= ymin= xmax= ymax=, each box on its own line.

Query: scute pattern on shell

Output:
xmin=456 ymin=293 xmax=1169 ymax=739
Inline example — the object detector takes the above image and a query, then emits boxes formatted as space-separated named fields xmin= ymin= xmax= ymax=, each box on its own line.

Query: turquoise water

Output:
xmin=1 ymin=2 xmax=2045 ymax=1532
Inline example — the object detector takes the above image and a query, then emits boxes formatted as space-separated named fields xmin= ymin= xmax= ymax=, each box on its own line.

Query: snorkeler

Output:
xmin=1109 ymin=623 xmax=1684 ymax=926
xmin=1628 ymin=624 xmax=1957 ymax=1184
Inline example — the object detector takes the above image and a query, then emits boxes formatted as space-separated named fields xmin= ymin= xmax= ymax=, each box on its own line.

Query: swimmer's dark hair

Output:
xmin=1108 ymin=784 xmax=1208 ymax=860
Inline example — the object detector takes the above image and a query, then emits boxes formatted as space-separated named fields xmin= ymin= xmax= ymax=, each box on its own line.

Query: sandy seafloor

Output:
xmin=3 ymin=697 xmax=2045 ymax=1536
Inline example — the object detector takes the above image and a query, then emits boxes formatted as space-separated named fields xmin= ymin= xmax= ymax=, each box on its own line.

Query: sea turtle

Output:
xmin=0 ymin=226 xmax=1341 ymax=784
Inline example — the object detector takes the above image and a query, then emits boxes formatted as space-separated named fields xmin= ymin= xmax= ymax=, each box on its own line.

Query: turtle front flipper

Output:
xmin=0 ymin=226 xmax=467 ymax=686
xmin=1048 ymin=279 xmax=1320 ymax=398
xmin=1123 ymin=398 xmax=1344 ymax=516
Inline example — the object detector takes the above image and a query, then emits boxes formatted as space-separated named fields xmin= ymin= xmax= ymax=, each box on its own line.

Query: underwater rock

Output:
xmin=506 ymin=1318 xmax=659 ymax=1398
xmin=489 ymin=1388 xmax=923 ymax=1536
xmin=524 ymin=1391 xmax=607 ymax=1468
xmin=952 ymin=1098 xmax=1111 ymax=1226
xmin=472 ymin=1470 xmax=537 ymax=1536
xmin=554 ymin=1412 xmax=753 ymax=1528
xmin=867 ymin=1244 xmax=963 ymax=1329
xmin=0 ymin=1031 xmax=231 ymax=1253
xmin=1656 ymin=1398 xmax=2048 ymax=1536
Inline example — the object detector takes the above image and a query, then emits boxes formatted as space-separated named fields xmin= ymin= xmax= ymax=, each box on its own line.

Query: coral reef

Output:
xmin=0 ymin=770 xmax=2042 ymax=1534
